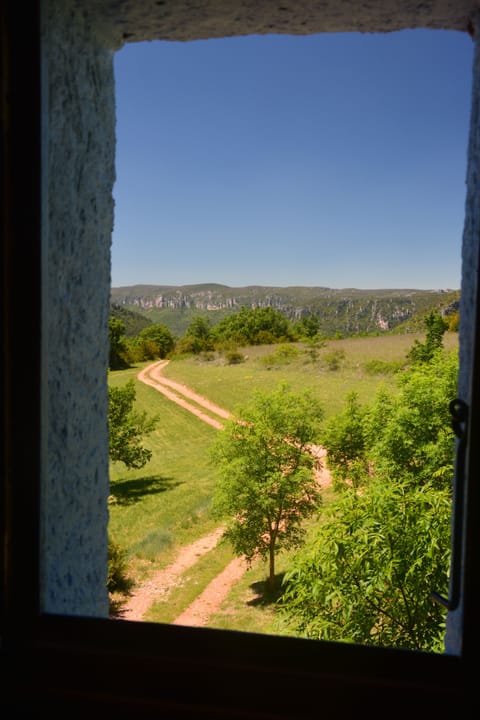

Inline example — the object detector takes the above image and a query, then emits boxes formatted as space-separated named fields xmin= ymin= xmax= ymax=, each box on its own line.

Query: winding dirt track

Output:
xmin=137 ymin=360 xmax=231 ymax=430
xmin=120 ymin=360 xmax=244 ymax=625
xmin=119 ymin=360 xmax=330 ymax=626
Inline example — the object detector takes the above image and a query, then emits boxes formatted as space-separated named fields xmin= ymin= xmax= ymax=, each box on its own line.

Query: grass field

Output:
xmin=160 ymin=332 xmax=458 ymax=419
xmin=108 ymin=332 xmax=458 ymax=632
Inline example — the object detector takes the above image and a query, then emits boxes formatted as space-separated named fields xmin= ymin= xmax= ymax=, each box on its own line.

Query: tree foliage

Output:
xmin=135 ymin=323 xmax=175 ymax=359
xmin=108 ymin=380 xmax=158 ymax=469
xmin=321 ymin=392 xmax=369 ymax=490
xmin=407 ymin=310 xmax=449 ymax=364
xmin=109 ymin=317 xmax=130 ymax=370
xmin=280 ymin=347 xmax=458 ymax=651
xmin=175 ymin=315 xmax=213 ymax=355
xmin=294 ymin=314 xmax=321 ymax=340
xmin=210 ymin=306 xmax=294 ymax=346
xmin=110 ymin=303 xmax=152 ymax=337
xmin=280 ymin=476 xmax=451 ymax=651
xmin=210 ymin=384 xmax=324 ymax=591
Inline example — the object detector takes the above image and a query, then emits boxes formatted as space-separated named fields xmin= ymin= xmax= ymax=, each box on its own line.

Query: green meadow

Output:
xmin=108 ymin=332 xmax=458 ymax=632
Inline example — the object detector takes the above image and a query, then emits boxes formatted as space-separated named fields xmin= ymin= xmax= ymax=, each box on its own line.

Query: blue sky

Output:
xmin=112 ymin=29 xmax=473 ymax=290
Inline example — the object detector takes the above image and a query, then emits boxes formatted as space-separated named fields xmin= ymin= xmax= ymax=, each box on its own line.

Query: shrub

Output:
xmin=108 ymin=537 xmax=134 ymax=616
xmin=323 ymin=349 xmax=345 ymax=371
xmin=364 ymin=359 xmax=403 ymax=375
xmin=199 ymin=351 xmax=215 ymax=362
xmin=259 ymin=344 xmax=300 ymax=368
xmin=108 ymin=538 xmax=133 ymax=594
xmin=225 ymin=350 xmax=245 ymax=365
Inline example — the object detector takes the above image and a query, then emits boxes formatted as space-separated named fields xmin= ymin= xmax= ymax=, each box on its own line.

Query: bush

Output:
xmin=108 ymin=538 xmax=133 ymax=594
xmin=364 ymin=359 xmax=403 ymax=375
xmin=259 ymin=344 xmax=300 ymax=368
xmin=323 ymin=349 xmax=345 ymax=371
xmin=108 ymin=538 xmax=134 ymax=616
xmin=224 ymin=350 xmax=245 ymax=365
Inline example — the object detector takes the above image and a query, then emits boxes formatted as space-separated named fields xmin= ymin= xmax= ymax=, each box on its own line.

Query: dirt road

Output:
xmin=120 ymin=359 xmax=331 ymax=627
xmin=137 ymin=360 xmax=231 ymax=430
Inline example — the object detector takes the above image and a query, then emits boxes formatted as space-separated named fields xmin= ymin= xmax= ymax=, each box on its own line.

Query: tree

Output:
xmin=280 ymin=475 xmax=451 ymax=651
xmin=295 ymin=314 xmax=321 ymax=340
xmin=446 ymin=311 xmax=459 ymax=332
xmin=302 ymin=334 xmax=326 ymax=363
xmin=281 ymin=348 xmax=458 ymax=651
xmin=407 ymin=311 xmax=448 ymax=364
xmin=366 ymin=349 xmax=458 ymax=487
xmin=321 ymin=391 xmax=368 ymax=490
xmin=108 ymin=380 xmax=158 ymax=469
xmin=136 ymin=323 xmax=175 ymax=359
xmin=186 ymin=315 xmax=213 ymax=347
xmin=175 ymin=316 xmax=213 ymax=355
xmin=211 ymin=306 xmax=294 ymax=346
xmin=210 ymin=383 xmax=324 ymax=592
xmin=109 ymin=317 xmax=129 ymax=369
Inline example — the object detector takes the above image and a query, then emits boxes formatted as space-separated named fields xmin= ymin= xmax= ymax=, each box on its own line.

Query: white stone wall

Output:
xmin=41 ymin=0 xmax=115 ymax=616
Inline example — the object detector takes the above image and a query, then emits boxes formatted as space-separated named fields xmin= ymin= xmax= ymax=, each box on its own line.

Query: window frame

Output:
xmin=1 ymin=2 xmax=477 ymax=715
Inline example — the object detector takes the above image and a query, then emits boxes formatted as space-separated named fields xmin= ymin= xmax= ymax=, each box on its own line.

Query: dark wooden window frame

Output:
xmin=1 ymin=3 xmax=478 ymax=716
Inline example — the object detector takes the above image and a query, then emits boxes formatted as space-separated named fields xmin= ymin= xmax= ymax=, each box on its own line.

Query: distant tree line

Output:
xmin=108 ymin=305 xmax=327 ymax=370
xmin=109 ymin=303 xmax=459 ymax=371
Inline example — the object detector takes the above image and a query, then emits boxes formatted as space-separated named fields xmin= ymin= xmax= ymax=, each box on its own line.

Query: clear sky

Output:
xmin=112 ymin=29 xmax=473 ymax=290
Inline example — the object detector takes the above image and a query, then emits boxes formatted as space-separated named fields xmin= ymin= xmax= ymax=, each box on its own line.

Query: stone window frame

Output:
xmin=1 ymin=0 xmax=479 ymax=715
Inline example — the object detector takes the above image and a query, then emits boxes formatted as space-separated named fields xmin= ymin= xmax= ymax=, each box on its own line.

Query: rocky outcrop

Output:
xmin=111 ymin=284 xmax=460 ymax=337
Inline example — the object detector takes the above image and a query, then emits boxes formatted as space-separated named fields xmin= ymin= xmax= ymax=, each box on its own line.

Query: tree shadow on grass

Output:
xmin=247 ymin=572 xmax=288 ymax=607
xmin=109 ymin=474 xmax=183 ymax=506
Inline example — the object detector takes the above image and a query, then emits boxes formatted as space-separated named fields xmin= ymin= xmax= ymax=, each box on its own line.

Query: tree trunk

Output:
xmin=268 ymin=541 xmax=275 ymax=592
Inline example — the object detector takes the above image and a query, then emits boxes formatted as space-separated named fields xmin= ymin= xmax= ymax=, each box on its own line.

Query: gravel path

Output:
xmin=119 ymin=360 xmax=331 ymax=627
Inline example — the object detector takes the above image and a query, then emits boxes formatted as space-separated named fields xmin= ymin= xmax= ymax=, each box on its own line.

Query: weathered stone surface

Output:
xmin=80 ymin=0 xmax=477 ymax=48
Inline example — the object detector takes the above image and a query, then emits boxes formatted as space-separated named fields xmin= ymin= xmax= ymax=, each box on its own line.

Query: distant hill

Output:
xmin=110 ymin=284 xmax=460 ymax=338
xmin=110 ymin=303 xmax=152 ymax=336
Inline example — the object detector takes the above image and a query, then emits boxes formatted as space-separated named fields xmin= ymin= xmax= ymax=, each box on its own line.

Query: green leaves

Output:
xmin=108 ymin=380 xmax=158 ymax=469
xmin=280 ymin=348 xmax=458 ymax=652
xmin=136 ymin=323 xmax=175 ymax=359
xmin=210 ymin=306 xmax=294 ymax=346
xmin=407 ymin=311 xmax=449 ymax=364
xmin=281 ymin=479 xmax=451 ymax=650
xmin=210 ymin=383 xmax=324 ymax=588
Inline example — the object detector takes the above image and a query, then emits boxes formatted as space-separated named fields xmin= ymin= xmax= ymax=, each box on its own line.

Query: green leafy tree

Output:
xmin=107 ymin=536 xmax=134 ymax=616
xmin=211 ymin=306 xmax=294 ymax=346
xmin=136 ymin=323 xmax=175 ymax=359
xmin=407 ymin=311 xmax=449 ymax=364
xmin=175 ymin=316 xmax=213 ymax=355
xmin=210 ymin=384 xmax=324 ymax=592
xmin=322 ymin=392 xmax=368 ymax=490
xmin=281 ymin=348 xmax=458 ymax=651
xmin=295 ymin=314 xmax=321 ymax=340
xmin=446 ymin=311 xmax=459 ymax=332
xmin=280 ymin=476 xmax=451 ymax=651
xmin=108 ymin=380 xmax=158 ymax=469
xmin=366 ymin=350 xmax=458 ymax=487
xmin=109 ymin=317 xmax=129 ymax=370
xmin=186 ymin=315 xmax=213 ymax=351
xmin=302 ymin=334 xmax=326 ymax=363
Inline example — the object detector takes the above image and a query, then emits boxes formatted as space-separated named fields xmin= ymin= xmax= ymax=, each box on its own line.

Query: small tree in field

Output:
xmin=109 ymin=317 xmax=129 ymax=370
xmin=407 ymin=310 xmax=448 ymax=364
xmin=210 ymin=384 xmax=324 ymax=592
xmin=109 ymin=380 xmax=158 ymax=469
xmin=108 ymin=380 xmax=158 ymax=615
